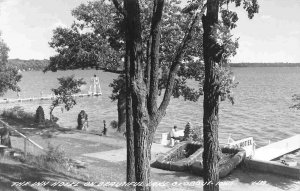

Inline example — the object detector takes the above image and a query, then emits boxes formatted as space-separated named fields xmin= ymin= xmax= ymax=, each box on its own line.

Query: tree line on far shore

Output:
xmin=7 ymin=59 xmax=49 ymax=71
xmin=230 ymin=62 xmax=300 ymax=67
xmin=7 ymin=58 xmax=300 ymax=72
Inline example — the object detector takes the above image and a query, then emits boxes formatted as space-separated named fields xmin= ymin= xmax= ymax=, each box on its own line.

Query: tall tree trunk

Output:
xmin=118 ymin=88 xmax=126 ymax=132
xmin=125 ymin=1 xmax=151 ymax=190
xmin=125 ymin=48 xmax=135 ymax=184
xmin=202 ymin=0 xmax=221 ymax=191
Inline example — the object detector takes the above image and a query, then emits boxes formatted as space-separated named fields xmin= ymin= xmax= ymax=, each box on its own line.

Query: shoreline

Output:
xmin=0 ymin=117 xmax=299 ymax=191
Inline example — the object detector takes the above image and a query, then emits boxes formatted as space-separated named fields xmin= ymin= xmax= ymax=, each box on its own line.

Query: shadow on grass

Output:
xmin=224 ymin=167 xmax=299 ymax=190
xmin=151 ymin=164 xmax=299 ymax=190
xmin=151 ymin=168 xmax=200 ymax=182
xmin=0 ymin=162 xmax=106 ymax=191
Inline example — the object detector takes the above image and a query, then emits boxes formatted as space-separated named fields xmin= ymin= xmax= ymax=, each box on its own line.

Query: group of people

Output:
xmin=77 ymin=110 xmax=107 ymax=135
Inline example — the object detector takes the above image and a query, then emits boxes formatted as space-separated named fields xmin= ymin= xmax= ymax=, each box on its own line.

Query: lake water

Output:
xmin=1 ymin=67 xmax=300 ymax=147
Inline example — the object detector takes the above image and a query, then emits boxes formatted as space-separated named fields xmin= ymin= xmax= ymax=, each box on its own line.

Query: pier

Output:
xmin=0 ymin=93 xmax=102 ymax=104
xmin=245 ymin=134 xmax=300 ymax=179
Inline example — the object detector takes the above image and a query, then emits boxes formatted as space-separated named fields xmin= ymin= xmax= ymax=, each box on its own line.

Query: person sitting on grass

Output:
xmin=0 ymin=126 xmax=12 ymax=148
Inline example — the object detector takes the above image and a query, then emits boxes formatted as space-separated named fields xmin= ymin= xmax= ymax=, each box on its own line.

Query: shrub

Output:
xmin=183 ymin=122 xmax=194 ymax=141
xmin=110 ymin=120 xmax=118 ymax=130
xmin=24 ymin=144 xmax=75 ymax=172
xmin=1 ymin=106 xmax=59 ymax=129
xmin=35 ymin=106 xmax=45 ymax=125
xmin=1 ymin=106 xmax=35 ymax=122
xmin=192 ymin=126 xmax=203 ymax=142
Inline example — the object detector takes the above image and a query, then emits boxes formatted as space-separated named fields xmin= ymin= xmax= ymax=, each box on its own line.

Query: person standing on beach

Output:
xmin=102 ymin=120 xmax=107 ymax=136
xmin=169 ymin=125 xmax=178 ymax=147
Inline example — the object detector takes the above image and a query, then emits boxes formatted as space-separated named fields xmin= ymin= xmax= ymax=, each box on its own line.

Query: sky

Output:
xmin=0 ymin=0 xmax=299 ymax=63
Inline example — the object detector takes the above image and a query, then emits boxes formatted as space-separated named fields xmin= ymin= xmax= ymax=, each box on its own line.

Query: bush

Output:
xmin=24 ymin=144 xmax=75 ymax=172
xmin=110 ymin=120 xmax=118 ymax=130
xmin=1 ymin=106 xmax=35 ymax=122
xmin=183 ymin=122 xmax=194 ymax=141
xmin=1 ymin=106 xmax=59 ymax=129
xmin=35 ymin=106 xmax=45 ymax=125
xmin=192 ymin=126 xmax=203 ymax=142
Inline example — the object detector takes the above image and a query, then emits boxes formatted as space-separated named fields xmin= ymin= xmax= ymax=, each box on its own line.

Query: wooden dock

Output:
xmin=0 ymin=93 xmax=102 ymax=104
xmin=244 ymin=134 xmax=300 ymax=179
xmin=252 ymin=134 xmax=300 ymax=161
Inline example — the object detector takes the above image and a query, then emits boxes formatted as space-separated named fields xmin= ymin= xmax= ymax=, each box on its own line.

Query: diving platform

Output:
xmin=0 ymin=93 xmax=102 ymax=104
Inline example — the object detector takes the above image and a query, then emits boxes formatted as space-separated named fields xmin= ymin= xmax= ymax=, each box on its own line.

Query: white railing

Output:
xmin=0 ymin=118 xmax=45 ymax=156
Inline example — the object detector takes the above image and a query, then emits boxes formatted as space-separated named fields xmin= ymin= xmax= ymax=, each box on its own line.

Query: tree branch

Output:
xmin=145 ymin=38 xmax=151 ymax=92
xmin=111 ymin=0 xmax=126 ymax=17
xmin=148 ymin=0 xmax=165 ymax=116
xmin=157 ymin=2 xmax=205 ymax=119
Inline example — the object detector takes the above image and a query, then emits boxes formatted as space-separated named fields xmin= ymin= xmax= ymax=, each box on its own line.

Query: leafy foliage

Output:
xmin=1 ymin=106 xmax=35 ymax=123
xmin=201 ymin=0 xmax=259 ymax=103
xmin=50 ymin=75 xmax=86 ymax=121
xmin=45 ymin=0 xmax=123 ymax=72
xmin=24 ymin=144 xmax=75 ymax=172
xmin=35 ymin=106 xmax=46 ymax=125
xmin=291 ymin=94 xmax=300 ymax=110
xmin=8 ymin=59 xmax=49 ymax=71
xmin=47 ymin=0 xmax=206 ymax=103
xmin=0 ymin=36 xmax=9 ymax=65
xmin=110 ymin=120 xmax=118 ymax=129
xmin=109 ymin=74 xmax=125 ymax=101
xmin=0 ymin=34 xmax=22 ymax=95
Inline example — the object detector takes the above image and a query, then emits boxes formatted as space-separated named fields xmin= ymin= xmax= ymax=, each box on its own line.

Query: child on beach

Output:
xmin=102 ymin=120 xmax=107 ymax=136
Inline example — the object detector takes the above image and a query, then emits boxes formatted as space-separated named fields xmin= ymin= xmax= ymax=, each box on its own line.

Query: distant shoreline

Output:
xmin=8 ymin=59 xmax=300 ymax=71
xmin=230 ymin=63 xmax=300 ymax=67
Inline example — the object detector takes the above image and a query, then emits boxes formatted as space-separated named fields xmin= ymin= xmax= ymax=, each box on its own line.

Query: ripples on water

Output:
xmin=1 ymin=67 xmax=300 ymax=147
